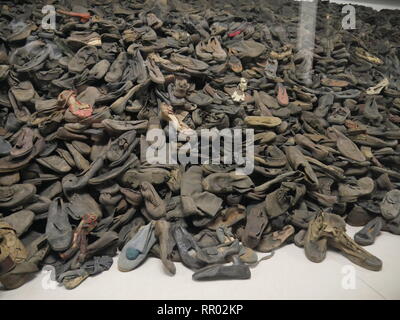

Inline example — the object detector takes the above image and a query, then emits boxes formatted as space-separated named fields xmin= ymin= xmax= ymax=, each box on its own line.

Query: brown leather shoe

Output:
xmin=0 ymin=221 xmax=28 ymax=278
xmin=256 ymin=225 xmax=295 ymax=252
xmin=275 ymin=83 xmax=289 ymax=106
xmin=0 ymin=184 xmax=36 ymax=209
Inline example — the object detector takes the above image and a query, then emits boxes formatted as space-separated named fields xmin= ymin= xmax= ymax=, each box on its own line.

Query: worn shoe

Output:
xmin=354 ymin=217 xmax=383 ymax=246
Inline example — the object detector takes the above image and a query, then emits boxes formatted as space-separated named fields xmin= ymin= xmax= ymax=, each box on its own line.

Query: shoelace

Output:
xmin=249 ymin=251 xmax=275 ymax=268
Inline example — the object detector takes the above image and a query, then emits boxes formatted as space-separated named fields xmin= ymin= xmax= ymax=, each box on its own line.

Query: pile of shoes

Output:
xmin=1 ymin=0 xmax=400 ymax=290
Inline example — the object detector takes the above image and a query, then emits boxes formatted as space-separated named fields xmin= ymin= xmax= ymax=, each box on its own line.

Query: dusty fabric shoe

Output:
xmin=315 ymin=93 xmax=334 ymax=118
xmin=275 ymin=83 xmax=289 ymax=106
xmin=265 ymin=182 xmax=306 ymax=218
xmin=173 ymin=225 xmax=206 ymax=270
xmin=294 ymin=134 xmax=329 ymax=161
xmin=306 ymin=212 xmax=382 ymax=271
xmin=192 ymin=256 xmax=251 ymax=281
xmin=256 ymin=225 xmax=295 ymax=252
xmin=159 ymin=102 xmax=195 ymax=136
xmin=226 ymin=39 xmax=265 ymax=59
xmin=289 ymin=208 xmax=316 ymax=229
xmin=1 ymin=0 xmax=399 ymax=288
xmin=10 ymin=40 xmax=49 ymax=73
xmin=36 ymin=155 xmax=72 ymax=174
xmin=0 ymin=221 xmax=32 ymax=289
xmin=0 ymin=184 xmax=36 ymax=209
xmin=338 ymin=177 xmax=375 ymax=203
xmin=294 ymin=229 xmax=306 ymax=248
xmin=45 ymin=198 xmax=72 ymax=252
xmin=304 ymin=212 xmax=328 ymax=263
xmin=237 ymin=245 xmax=259 ymax=264
xmin=284 ymin=146 xmax=319 ymax=189
xmin=227 ymin=54 xmax=243 ymax=73
xmin=0 ymin=244 xmax=14 ymax=277
xmin=58 ymin=90 xmax=93 ymax=119
xmin=117 ymin=217 xmax=146 ymax=250
xmin=59 ymin=255 xmax=113 ymax=289
xmin=326 ymin=127 xmax=366 ymax=162
xmin=207 ymin=206 xmax=246 ymax=230
xmin=88 ymin=59 xmax=110 ymax=80
xmin=10 ymin=81 xmax=35 ymax=103
xmin=68 ymin=46 xmax=98 ymax=73
xmin=122 ymin=167 xmax=170 ymax=189
xmin=193 ymin=229 xmax=220 ymax=248
xmin=346 ymin=205 xmax=375 ymax=227
xmin=118 ymin=222 xmax=156 ymax=272
xmin=9 ymin=127 xmax=35 ymax=159
xmin=202 ymin=172 xmax=254 ymax=194
xmin=242 ymin=203 xmax=269 ymax=249
xmin=327 ymin=225 xmax=382 ymax=271
xmin=0 ymin=222 xmax=28 ymax=278
xmin=366 ymin=78 xmax=389 ymax=95
xmin=154 ymin=219 xmax=176 ymax=275
xmin=0 ymin=137 xmax=11 ymax=157
xmin=0 ymin=233 xmax=48 ymax=290
xmin=196 ymin=238 xmax=240 ymax=265
xmin=0 ymin=210 xmax=34 ymax=237
xmin=146 ymin=56 xmax=165 ymax=84
xmin=380 ymin=190 xmax=400 ymax=220
xmin=354 ymin=217 xmax=383 ymax=246
xmin=382 ymin=213 xmax=400 ymax=235
xmin=59 ymin=269 xmax=89 ymax=289
xmin=73 ymin=231 xmax=118 ymax=268
xmin=170 ymin=53 xmax=209 ymax=71
xmin=256 ymin=145 xmax=287 ymax=167
xmin=105 ymin=130 xmax=137 ymax=167
xmin=327 ymin=104 xmax=350 ymax=125
xmin=196 ymin=36 xmax=227 ymax=62
xmin=180 ymin=166 xmax=223 ymax=217
xmin=105 ymin=52 xmax=128 ymax=83
xmin=59 ymin=213 xmax=98 ymax=261
xmin=244 ymin=116 xmax=282 ymax=128
xmin=355 ymin=47 xmax=383 ymax=65
xmin=140 ymin=182 xmax=167 ymax=219
xmin=66 ymin=32 xmax=102 ymax=50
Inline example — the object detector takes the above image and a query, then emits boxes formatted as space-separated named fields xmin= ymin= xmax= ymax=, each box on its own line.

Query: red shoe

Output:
xmin=58 ymin=90 xmax=93 ymax=119
xmin=275 ymin=83 xmax=289 ymax=106
xmin=57 ymin=10 xmax=91 ymax=23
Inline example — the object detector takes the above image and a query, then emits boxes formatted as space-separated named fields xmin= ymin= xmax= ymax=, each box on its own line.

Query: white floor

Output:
xmin=1 ymin=226 xmax=400 ymax=300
